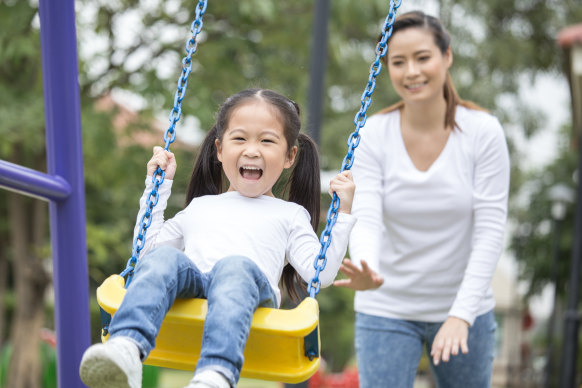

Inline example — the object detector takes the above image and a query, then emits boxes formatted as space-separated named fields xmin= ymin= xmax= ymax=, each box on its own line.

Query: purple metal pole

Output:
xmin=38 ymin=0 xmax=90 ymax=386
xmin=0 ymin=160 xmax=71 ymax=201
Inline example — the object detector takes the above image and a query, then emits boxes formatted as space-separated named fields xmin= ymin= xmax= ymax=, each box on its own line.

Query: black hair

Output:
xmin=185 ymin=88 xmax=321 ymax=301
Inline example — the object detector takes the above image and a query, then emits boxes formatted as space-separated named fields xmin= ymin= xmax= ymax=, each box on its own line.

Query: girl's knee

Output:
xmin=136 ymin=245 xmax=187 ymax=275
xmin=213 ymin=255 xmax=256 ymax=276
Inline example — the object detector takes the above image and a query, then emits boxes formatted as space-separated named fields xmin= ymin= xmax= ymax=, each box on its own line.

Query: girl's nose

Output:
xmin=243 ymin=143 xmax=260 ymax=157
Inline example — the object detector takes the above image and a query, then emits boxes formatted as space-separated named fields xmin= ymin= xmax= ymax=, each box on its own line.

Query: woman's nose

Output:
xmin=405 ymin=61 xmax=420 ymax=77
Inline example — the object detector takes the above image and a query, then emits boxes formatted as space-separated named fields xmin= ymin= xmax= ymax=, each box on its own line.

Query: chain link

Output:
xmin=121 ymin=0 xmax=208 ymax=286
xmin=307 ymin=0 xmax=402 ymax=298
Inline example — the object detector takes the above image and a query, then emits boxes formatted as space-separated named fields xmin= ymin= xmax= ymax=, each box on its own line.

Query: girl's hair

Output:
xmin=185 ymin=88 xmax=321 ymax=301
xmin=378 ymin=10 xmax=486 ymax=129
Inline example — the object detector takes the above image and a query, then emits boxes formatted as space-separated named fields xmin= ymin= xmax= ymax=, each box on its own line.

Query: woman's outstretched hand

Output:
xmin=333 ymin=259 xmax=384 ymax=290
xmin=147 ymin=146 xmax=177 ymax=180
xmin=430 ymin=316 xmax=469 ymax=365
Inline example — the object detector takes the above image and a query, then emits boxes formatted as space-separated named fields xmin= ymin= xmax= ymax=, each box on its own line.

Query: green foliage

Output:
xmin=4 ymin=0 xmax=582 ymax=378
xmin=512 ymin=126 xmax=578 ymax=299
xmin=0 ymin=1 xmax=45 ymax=161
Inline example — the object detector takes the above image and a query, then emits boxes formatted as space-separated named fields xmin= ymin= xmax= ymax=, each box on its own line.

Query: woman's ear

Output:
xmin=445 ymin=47 xmax=453 ymax=69
xmin=215 ymin=139 xmax=223 ymax=163
xmin=284 ymin=146 xmax=298 ymax=168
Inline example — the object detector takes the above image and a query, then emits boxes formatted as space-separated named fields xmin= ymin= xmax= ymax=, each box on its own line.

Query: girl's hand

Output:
xmin=430 ymin=316 xmax=470 ymax=366
xmin=147 ymin=146 xmax=177 ymax=180
xmin=333 ymin=259 xmax=384 ymax=290
xmin=329 ymin=170 xmax=355 ymax=214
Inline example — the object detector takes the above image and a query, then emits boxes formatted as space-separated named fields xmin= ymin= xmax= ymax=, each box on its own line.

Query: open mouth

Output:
xmin=239 ymin=166 xmax=263 ymax=180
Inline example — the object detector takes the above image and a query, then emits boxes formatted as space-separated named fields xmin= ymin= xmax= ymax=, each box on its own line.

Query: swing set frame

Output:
xmin=0 ymin=0 xmax=401 ymax=386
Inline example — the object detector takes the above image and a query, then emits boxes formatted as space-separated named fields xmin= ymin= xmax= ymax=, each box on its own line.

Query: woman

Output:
xmin=334 ymin=11 xmax=510 ymax=388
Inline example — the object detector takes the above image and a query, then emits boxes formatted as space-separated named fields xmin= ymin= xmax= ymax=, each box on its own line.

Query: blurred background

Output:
xmin=1 ymin=0 xmax=582 ymax=387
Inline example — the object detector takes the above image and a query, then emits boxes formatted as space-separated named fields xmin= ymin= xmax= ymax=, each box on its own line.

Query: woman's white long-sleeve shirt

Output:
xmin=349 ymin=106 xmax=509 ymax=326
xmin=133 ymin=184 xmax=356 ymax=306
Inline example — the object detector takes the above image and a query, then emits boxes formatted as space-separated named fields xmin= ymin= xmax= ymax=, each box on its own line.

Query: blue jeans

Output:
xmin=355 ymin=311 xmax=496 ymax=388
xmin=108 ymin=246 xmax=277 ymax=387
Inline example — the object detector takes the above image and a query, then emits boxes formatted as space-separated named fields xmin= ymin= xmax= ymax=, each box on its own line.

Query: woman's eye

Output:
xmin=418 ymin=56 xmax=430 ymax=62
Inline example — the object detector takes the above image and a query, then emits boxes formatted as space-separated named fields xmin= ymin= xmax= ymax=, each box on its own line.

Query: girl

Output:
xmin=80 ymin=88 xmax=356 ymax=388
xmin=334 ymin=11 xmax=510 ymax=388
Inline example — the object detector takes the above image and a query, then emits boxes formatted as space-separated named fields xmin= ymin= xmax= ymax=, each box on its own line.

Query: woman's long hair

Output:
xmin=185 ymin=88 xmax=321 ymax=301
xmin=378 ymin=11 xmax=486 ymax=129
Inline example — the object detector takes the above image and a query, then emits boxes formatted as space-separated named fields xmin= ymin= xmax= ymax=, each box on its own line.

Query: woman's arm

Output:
xmin=432 ymin=117 xmax=510 ymax=365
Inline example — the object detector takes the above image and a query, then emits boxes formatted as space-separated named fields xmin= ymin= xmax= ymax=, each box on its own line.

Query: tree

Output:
xmin=0 ymin=2 xmax=50 ymax=386
xmin=4 ymin=0 xmax=582 ymax=384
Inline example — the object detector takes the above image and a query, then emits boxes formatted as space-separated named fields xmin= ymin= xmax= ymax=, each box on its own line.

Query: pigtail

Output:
xmin=282 ymin=132 xmax=321 ymax=302
xmin=185 ymin=125 xmax=223 ymax=206
xmin=288 ymin=133 xmax=321 ymax=230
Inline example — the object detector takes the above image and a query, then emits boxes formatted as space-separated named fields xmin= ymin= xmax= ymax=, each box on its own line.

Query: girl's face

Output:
xmin=216 ymin=100 xmax=297 ymax=198
xmin=387 ymin=28 xmax=452 ymax=105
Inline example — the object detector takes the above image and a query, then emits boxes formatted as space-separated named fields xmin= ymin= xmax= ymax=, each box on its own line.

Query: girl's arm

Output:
xmin=287 ymin=208 xmax=357 ymax=289
xmin=132 ymin=147 xmax=183 ymax=258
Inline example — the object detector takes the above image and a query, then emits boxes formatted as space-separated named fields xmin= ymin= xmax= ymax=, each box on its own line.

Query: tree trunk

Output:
xmin=0 ymin=231 xmax=7 ymax=350
xmin=6 ymin=192 xmax=49 ymax=388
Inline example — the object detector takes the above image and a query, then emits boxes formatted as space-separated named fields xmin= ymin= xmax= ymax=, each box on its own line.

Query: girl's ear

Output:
xmin=215 ymin=139 xmax=223 ymax=163
xmin=284 ymin=146 xmax=298 ymax=168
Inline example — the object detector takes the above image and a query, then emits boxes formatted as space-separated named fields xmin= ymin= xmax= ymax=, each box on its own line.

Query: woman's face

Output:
xmin=387 ymin=27 xmax=452 ymax=105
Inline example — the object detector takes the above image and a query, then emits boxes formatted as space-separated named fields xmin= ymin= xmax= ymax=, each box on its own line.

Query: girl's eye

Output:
xmin=233 ymin=137 xmax=245 ymax=141
xmin=418 ymin=56 xmax=430 ymax=62
xmin=262 ymin=139 xmax=275 ymax=143
xmin=391 ymin=61 xmax=404 ymax=66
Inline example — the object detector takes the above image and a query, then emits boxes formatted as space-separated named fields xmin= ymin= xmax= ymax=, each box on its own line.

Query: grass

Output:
xmin=158 ymin=368 xmax=283 ymax=388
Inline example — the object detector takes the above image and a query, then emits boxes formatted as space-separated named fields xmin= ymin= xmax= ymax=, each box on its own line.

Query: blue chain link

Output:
xmin=307 ymin=0 xmax=402 ymax=298
xmin=121 ymin=0 xmax=208 ymax=287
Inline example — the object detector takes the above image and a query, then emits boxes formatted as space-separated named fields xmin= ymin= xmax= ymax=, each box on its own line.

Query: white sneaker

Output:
xmin=184 ymin=370 xmax=231 ymax=388
xmin=79 ymin=336 xmax=142 ymax=388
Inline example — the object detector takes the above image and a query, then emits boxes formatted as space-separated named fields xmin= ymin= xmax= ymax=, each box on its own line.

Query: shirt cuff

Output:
xmin=144 ymin=175 xmax=174 ymax=193
xmin=447 ymin=307 xmax=475 ymax=327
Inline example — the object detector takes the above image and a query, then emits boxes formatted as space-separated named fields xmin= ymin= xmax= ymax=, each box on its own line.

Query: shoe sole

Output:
xmin=79 ymin=350 xmax=132 ymax=388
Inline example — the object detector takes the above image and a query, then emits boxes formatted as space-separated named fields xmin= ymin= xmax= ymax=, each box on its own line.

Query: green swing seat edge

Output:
xmin=97 ymin=274 xmax=321 ymax=383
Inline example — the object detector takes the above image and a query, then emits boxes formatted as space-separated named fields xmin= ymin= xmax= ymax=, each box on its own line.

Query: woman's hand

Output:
xmin=147 ymin=146 xmax=177 ymax=180
xmin=333 ymin=258 xmax=384 ymax=290
xmin=329 ymin=170 xmax=355 ymax=214
xmin=430 ymin=316 xmax=470 ymax=365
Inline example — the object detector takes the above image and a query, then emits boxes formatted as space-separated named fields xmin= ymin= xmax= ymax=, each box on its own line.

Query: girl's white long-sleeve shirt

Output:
xmin=349 ymin=106 xmax=509 ymax=326
xmin=133 ymin=184 xmax=356 ymax=306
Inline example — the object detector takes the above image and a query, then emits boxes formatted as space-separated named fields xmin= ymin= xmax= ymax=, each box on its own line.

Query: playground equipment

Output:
xmin=0 ymin=0 xmax=402 ymax=386
xmin=96 ymin=0 xmax=402 ymax=383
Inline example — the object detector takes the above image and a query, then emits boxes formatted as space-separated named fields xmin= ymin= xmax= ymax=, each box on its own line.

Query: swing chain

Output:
xmin=307 ymin=0 xmax=402 ymax=298
xmin=121 ymin=0 xmax=208 ymax=285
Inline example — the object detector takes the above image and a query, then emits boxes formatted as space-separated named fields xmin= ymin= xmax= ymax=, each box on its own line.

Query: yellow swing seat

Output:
xmin=97 ymin=274 xmax=321 ymax=383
